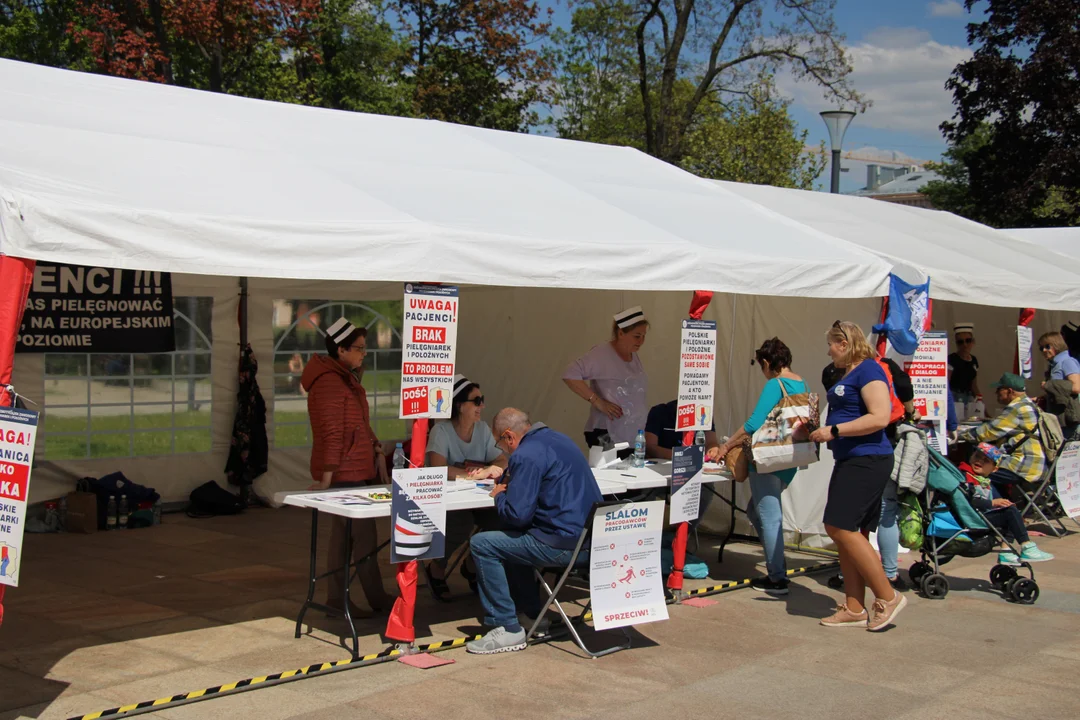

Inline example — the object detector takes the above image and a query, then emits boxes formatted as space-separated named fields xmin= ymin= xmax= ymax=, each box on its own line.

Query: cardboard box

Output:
xmin=64 ymin=491 xmax=98 ymax=534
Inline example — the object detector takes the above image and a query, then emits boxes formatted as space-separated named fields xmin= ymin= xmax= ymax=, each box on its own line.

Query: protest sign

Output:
xmin=390 ymin=467 xmax=447 ymax=563
xmin=17 ymin=264 xmax=174 ymax=353
xmin=400 ymin=284 xmax=458 ymax=419
xmin=1055 ymin=445 xmax=1080 ymax=519
xmin=676 ymin=319 xmax=716 ymax=431
xmin=1017 ymin=326 xmax=1034 ymax=380
xmin=0 ymin=407 xmax=37 ymax=587
xmin=590 ymin=500 xmax=668 ymax=630
xmin=904 ymin=330 xmax=949 ymax=453
xmin=669 ymin=446 xmax=703 ymax=525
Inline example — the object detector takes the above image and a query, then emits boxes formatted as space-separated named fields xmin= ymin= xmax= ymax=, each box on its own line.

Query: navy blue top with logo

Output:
xmin=827 ymin=359 xmax=894 ymax=460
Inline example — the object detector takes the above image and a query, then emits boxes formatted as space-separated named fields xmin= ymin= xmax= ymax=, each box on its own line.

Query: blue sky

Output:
xmin=538 ymin=0 xmax=982 ymax=192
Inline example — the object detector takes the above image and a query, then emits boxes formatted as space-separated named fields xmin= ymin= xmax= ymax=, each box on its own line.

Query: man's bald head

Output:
xmin=493 ymin=408 xmax=531 ymax=437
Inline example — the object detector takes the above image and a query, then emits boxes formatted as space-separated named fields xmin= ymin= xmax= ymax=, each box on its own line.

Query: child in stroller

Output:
xmin=967 ymin=443 xmax=1054 ymax=565
xmin=908 ymin=445 xmax=1046 ymax=604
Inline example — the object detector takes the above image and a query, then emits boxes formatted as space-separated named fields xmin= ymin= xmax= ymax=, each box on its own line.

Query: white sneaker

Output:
xmin=466 ymin=626 xmax=527 ymax=655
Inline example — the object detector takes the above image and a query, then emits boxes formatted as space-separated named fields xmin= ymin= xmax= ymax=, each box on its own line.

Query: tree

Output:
xmin=1 ymin=0 xmax=91 ymax=69
xmin=391 ymin=0 xmax=554 ymax=131
xmin=938 ymin=0 xmax=1080 ymax=228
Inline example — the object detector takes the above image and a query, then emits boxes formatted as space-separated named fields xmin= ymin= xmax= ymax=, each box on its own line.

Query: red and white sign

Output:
xmin=903 ymin=331 xmax=948 ymax=453
xmin=0 ymin=407 xmax=37 ymax=588
xmin=400 ymin=284 xmax=459 ymax=419
xmin=676 ymin=319 xmax=717 ymax=431
xmin=590 ymin=501 xmax=668 ymax=630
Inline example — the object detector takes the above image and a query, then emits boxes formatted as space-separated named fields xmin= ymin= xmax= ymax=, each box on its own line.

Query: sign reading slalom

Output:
xmin=400 ymin=284 xmax=459 ymax=419
xmin=676 ymin=319 xmax=717 ymax=431
xmin=590 ymin=500 xmax=668 ymax=631
xmin=0 ymin=407 xmax=38 ymax=587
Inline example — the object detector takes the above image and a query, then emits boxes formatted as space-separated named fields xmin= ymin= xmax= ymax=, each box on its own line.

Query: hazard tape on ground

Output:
xmin=67 ymin=562 xmax=838 ymax=719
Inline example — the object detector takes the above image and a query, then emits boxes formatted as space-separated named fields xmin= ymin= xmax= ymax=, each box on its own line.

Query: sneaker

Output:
xmin=1019 ymin=543 xmax=1055 ymax=563
xmin=518 ymin=613 xmax=552 ymax=637
xmin=998 ymin=552 xmax=1020 ymax=566
xmin=751 ymin=577 xmax=790 ymax=596
xmin=466 ymin=626 xmax=527 ymax=655
xmin=819 ymin=604 xmax=868 ymax=628
xmin=867 ymin=591 xmax=908 ymax=632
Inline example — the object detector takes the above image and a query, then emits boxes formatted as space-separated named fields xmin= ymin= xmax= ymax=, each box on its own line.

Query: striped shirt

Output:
xmin=958 ymin=396 xmax=1046 ymax=483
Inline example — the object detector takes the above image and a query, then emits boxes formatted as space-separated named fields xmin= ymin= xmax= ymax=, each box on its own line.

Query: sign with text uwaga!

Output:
xmin=676 ymin=319 xmax=717 ymax=431
xmin=0 ymin=407 xmax=37 ymax=588
xmin=590 ymin=500 xmax=668 ymax=631
xmin=904 ymin=330 xmax=949 ymax=454
xmin=17 ymin=264 xmax=174 ymax=353
xmin=400 ymin=284 xmax=459 ymax=419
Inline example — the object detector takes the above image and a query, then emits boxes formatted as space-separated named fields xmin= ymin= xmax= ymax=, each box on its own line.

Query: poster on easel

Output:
xmin=0 ymin=407 xmax=37 ymax=588
xmin=590 ymin=500 xmax=668 ymax=630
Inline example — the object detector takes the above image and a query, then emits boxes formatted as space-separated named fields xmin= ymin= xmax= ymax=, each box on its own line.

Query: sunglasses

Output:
xmin=958 ymin=338 xmax=974 ymax=345
xmin=831 ymin=320 xmax=849 ymax=342
xmin=466 ymin=395 xmax=485 ymax=406
xmin=1040 ymin=345 xmax=1053 ymax=351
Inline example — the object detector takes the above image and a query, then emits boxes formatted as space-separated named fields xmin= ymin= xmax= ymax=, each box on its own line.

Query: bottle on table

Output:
xmin=633 ymin=429 xmax=646 ymax=468
xmin=118 ymin=494 xmax=129 ymax=529
xmin=694 ymin=430 xmax=706 ymax=448
xmin=392 ymin=442 xmax=407 ymax=470
xmin=106 ymin=496 xmax=118 ymax=530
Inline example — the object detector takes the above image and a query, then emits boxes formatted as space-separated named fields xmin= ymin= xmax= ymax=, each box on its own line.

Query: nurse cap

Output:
xmin=326 ymin=317 xmax=357 ymax=345
xmin=452 ymin=374 xmax=473 ymax=401
xmin=614 ymin=306 xmax=647 ymax=330
xmin=953 ymin=322 xmax=975 ymax=335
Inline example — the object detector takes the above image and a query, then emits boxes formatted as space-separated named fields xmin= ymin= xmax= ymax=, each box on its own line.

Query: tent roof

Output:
xmin=1007 ymin=228 xmax=1080 ymax=261
xmin=714 ymin=181 xmax=1080 ymax=311
xmin=0 ymin=59 xmax=891 ymax=298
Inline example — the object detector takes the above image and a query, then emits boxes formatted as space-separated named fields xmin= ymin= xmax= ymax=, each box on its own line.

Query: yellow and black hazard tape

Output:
xmin=66 ymin=635 xmax=482 ymax=720
xmin=684 ymin=560 xmax=839 ymax=599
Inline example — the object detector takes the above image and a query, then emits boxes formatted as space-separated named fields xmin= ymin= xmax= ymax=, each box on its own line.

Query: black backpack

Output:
xmin=187 ymin=481 xmax=244 ymax=518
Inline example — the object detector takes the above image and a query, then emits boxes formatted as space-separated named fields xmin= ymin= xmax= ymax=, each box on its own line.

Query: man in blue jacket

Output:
xmin=465 ymin=407 xmax=602 ymax=655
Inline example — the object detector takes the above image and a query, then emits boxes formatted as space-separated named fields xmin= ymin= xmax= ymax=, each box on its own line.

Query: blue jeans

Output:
xmin=746 ymin=472 xmax=786 ymax=582
xmin=469 ymin=530 xmax=585 ymax=630
xmin=877 ymin=481 xmax=899 ymax=579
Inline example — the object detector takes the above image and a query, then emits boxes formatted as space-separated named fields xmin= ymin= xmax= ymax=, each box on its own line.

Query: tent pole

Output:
xmin=723 ymin=295 xmax=738 ymax=436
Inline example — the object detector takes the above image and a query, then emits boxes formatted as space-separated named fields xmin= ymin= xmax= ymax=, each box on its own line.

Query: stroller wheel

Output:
xmin=921 ymin=573 xmax=949 ymax=600
xmin=908 ymin=562 xmax=930 ymax=586
xmin=989 ymin=564 xmax=1018 ymax=589
xmin=1010 ymin=578 xmax=1040 ymax=605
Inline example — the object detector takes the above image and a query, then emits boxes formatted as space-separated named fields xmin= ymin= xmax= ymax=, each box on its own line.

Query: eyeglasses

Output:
xmin=467 ymin=395 xmax=485 ymax=406
xmin=347 ymin=344 xmax=367 ymax=354
xmin=496 ymin=430 xmax=512 ymax=450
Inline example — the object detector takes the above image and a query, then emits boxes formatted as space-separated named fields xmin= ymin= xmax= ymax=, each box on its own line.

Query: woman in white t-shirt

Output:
xmin=423 ymin=375 xmax=506 ymax=600
xmin=563 ymin=306 xmax=649 ymax=448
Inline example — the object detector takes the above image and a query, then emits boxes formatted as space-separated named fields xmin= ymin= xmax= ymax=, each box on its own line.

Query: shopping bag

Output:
xmin=750 ymin=381 xmax=820 ymax=474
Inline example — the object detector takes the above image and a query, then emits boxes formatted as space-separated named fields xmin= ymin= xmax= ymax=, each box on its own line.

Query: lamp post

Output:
xmin=820 ymin=110 xmax=855 ymax=194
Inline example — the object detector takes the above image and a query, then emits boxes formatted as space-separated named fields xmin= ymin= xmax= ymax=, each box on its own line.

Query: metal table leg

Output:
xmin=294 ymin=508 xmax=319 ymax=639
xmin=340 ymin=518 xmax=360 ymax=659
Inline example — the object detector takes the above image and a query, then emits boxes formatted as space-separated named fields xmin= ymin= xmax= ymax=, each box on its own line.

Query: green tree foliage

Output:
xmin=936 ymin=0 xmax=1080 ymax=228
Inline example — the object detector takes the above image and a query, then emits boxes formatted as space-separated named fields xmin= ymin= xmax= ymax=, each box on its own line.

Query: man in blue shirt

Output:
xmin=466 ymin=408 xmax=602 ymax=654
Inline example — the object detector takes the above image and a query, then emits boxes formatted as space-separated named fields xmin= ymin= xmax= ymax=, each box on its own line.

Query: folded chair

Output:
xmin=526 ymin=500 xmax=632 ymax=659
xmin=1015 ymin=450 xmax=1072 ymax=538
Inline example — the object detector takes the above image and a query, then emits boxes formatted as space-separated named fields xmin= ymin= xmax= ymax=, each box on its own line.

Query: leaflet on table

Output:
xmin=391 ymin=467 xmax=447 ymax=563
xmin=0 ymin=406 xmax=37 ymax=588
xmin=903 ymin=330 xmax=948 ymax=453
xmin=1055 ymin=445 xmax=1080 ymax=519
xmin=676 ymin=319 xmax=717 ymax=431
xmin=1017 ymin=326 xmax=1034 ymax=380
xmin=400 ymin=283 xmax=459 ymax=419
xmin=669 ymin=446 xmax=703 ymax=525
xmin=590 ymin=500 xmax=668 ymax=630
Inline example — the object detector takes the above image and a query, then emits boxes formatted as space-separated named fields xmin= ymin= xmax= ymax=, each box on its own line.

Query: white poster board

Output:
xmin=669 ymin=446 xmax=703 ymax=525
xmin=400 ymin=283 xmax=459 ymax=419
xmin=590 ymin=500 xmax=668 ymax=630
xmin=1017 ymin=326 xmax=1034 ymax=380
xmin=1055 ymin=444 xmax=1080 ymax=519
xmin=676 ymin=319 xmax=717 ymax=431
xmin=904 ymin=330 xmax=949 ymax=453
xmin=390 ymin=467 xmax=447 ymax=563
xmin=0 ymin=406 xmax=37 ymax=587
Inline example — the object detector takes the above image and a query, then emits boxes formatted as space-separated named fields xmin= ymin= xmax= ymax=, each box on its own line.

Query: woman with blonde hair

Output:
xmin=809 ymin=321 xmax=907 ymax=631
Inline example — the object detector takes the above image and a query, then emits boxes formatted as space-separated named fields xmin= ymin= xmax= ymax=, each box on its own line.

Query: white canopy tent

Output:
xmin=2 ymin=59 xmax=1078 ymax=546
xmin=1007 ymin=227 xmax=1080 ymax=260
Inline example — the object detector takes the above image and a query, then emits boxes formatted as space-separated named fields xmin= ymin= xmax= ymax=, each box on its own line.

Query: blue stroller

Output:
xmin=908 ymin=447 xmax=1040 ymax=604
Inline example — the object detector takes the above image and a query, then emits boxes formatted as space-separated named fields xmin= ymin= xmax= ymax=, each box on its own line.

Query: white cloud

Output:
xmin=927 ymin=1 xmax=965 ymax=18
xmin=780 ymin=26 xmax=972 ymax=138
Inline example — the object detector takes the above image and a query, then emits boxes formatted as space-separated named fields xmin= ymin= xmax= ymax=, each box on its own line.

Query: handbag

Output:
xmin=724 ymin=442 xmax=750 ymax=483
xmin=750 ymin=379 xmax=820 ymax=474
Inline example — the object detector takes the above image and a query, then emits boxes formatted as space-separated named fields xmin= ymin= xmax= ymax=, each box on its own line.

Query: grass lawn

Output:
xmin=43 ymin=409 xmax=212 ymax=460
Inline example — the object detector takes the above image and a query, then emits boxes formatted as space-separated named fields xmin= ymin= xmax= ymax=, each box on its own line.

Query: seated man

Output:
xmin=466 ymin=408 xmax=603 ymax=655
xmin=644 ymin=400 xmax=719 ymax=525
xmin=957 ymin=373 xmax=1047 ymax=495
xmin=967 ymin=443 xmax=1053 ymax=563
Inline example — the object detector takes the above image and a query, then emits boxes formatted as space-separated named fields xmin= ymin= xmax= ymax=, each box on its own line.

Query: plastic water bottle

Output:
xmin=44 ymin=501 xmax=60 ymax=532
xmin=392 ymin=443 xmax=407 ymax=470
xmin=118 ymin=494 xmax=129 ymax=529
xmin=695 ymin=430 xmax=706 ymax=448
xmin=106 ymin=496 xmax=118 ymax=530
xmin=633 ymin=430 xmax=646 ymax=468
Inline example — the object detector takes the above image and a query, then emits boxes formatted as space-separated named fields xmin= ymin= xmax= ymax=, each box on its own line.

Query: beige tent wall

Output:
xmin=19 ymin=276 xmax=1077 ymax=546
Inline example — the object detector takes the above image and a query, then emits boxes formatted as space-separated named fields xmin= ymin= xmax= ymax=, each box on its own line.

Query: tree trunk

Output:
xmin=146 ymin=0 xmax=173 ymax=84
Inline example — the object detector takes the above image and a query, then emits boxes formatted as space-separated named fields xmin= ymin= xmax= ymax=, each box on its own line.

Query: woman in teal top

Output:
xmin=709 ymin=338 xmax=806 ymax=596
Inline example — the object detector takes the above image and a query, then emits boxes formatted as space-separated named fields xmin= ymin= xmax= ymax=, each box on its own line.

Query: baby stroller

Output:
xmin=907 ymin=447 xmax=1040 ymax=605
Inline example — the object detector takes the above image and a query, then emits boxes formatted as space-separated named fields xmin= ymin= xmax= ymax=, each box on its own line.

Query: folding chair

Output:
xmin=526 ymin=501 xmax=632 ymax=659
xmin=1015 ymin=452 xmax=1072 ymax=537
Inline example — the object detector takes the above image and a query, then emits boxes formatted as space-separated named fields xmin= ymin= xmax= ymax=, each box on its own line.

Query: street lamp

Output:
xmin=820 ymin=110 xmax=855 ymax=194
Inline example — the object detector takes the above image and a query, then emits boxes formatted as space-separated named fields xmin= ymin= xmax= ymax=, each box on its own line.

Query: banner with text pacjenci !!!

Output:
xmin=17 ymin=263 xmax=174 ymax=353
xmin=590 ymin=500 xmax=668 ymax=630
xmin=400 ymin=284 xmax=458 ymax=419
xmin=0 ymin=407 xmax=37 ymax=587
xmin=676 ymin=319 xmax=717 ymax=431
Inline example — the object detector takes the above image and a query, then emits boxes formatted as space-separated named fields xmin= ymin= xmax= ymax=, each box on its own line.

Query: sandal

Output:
xmin=422 ymin=563 xmax=453 ymax=603
xmin=460 ymin=561 xmax=479 ymax=595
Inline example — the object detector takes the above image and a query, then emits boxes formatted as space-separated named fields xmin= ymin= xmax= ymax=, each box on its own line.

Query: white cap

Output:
xmin=452 ymin=374 xmax=472 ymax=401
xmin=614 ymin=306 xmax=646 ymax=330
xmin=326 ymin=317 xmax=357 ymax=345
xmin=953 ymin=322 xmax=974 ymax=336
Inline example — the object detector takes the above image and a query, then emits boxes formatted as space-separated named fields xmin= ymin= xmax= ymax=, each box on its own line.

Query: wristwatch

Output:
xmin=830 ymin=425 xmax=840 ymax=439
